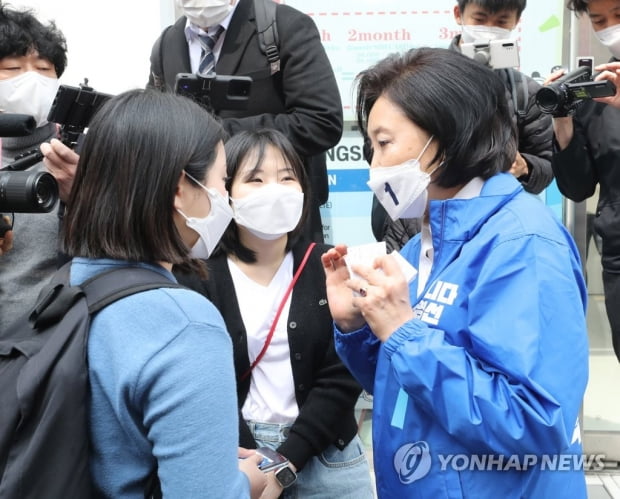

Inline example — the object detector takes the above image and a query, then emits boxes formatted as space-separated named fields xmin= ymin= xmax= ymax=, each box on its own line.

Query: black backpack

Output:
xmin=0 ymin=264 xmax=183 ymax=498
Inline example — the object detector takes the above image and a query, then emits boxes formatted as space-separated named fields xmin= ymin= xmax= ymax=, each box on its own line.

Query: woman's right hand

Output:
xmin=321 ymin=244 xmax=366 ymax=332
xmin=238 ymin=449 xmax=267 ymax=499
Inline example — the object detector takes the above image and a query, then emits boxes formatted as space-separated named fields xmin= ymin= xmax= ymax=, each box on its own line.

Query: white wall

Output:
xmin=8 ymin=0 xmax=177 ymax=95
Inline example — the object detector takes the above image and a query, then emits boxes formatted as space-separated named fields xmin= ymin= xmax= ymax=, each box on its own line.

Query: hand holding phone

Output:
xmin=256 ymin=447 xmax=289 ymax=472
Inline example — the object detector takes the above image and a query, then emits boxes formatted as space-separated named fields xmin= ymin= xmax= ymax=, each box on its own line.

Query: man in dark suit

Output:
xmin=148 ymin=0 xmax=343 ymax=243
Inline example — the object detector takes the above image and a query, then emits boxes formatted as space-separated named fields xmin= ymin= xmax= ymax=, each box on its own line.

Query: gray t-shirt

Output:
xmin=0 ymin=123 xmax=61 ymax=330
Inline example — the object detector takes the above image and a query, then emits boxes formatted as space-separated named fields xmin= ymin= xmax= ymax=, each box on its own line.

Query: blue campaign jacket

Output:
xmin=335 ymin=174 xmax=589 ymax=498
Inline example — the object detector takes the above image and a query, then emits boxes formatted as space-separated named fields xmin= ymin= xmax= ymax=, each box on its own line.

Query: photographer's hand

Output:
xmin=594 ymin=62 xmax=620 ymax=109
xmin=509 ymin=152 xmax=529 ymax=178
xmin=544 ymin=69 xmax=575 ymax=150
xmin=40 ymin=139 xmax=79 ymax=202
xmin=0 ymin=216 xmax=14 ymax=256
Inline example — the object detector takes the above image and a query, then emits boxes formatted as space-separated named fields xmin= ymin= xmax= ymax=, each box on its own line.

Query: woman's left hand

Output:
xmin=348 ymin=253 xmax=414 ymax=342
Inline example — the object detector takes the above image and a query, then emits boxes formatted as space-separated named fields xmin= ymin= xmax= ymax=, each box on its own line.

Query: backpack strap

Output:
xmin=80 ymin=267 xmax=184 ymax=314
xmin=505 ymin=68 xmax=528 ymax=119
xmin=150 ymin=25 xmax=173 ymax=91
xmin=29 ymin=266 xmax=184 ymax=330
xmin=29 ymin=262 xmax=81 ymax=330
xmin=254 ymin=0 xmax=280 ymax=75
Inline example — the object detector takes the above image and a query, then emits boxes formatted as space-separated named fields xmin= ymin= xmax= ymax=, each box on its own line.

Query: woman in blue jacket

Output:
xmin=321 ymin=47 xmax=589 ymax=498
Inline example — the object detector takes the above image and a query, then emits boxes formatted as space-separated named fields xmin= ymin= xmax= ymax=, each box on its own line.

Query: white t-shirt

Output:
xmin=228 ymin=252 xmax=299 ymax=423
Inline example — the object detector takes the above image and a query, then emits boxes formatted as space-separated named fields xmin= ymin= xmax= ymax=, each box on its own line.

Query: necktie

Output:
xmin=198 ymin=26 xmax=225 ymax=76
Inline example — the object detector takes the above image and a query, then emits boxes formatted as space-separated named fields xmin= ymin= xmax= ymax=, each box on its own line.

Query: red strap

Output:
xmin=240 ymin=242 xmax=316 ymax=382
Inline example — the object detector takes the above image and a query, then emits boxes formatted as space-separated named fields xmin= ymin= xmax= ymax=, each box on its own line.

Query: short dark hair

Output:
xmin=566 ymin=0 xmax=589 ymax=14
xmin=457 ymin=0 xmax=527 ymax=18
xmin=355 ymin=47 xmax=517 ymax=187
xmin=64 ymin=89 xmax=226 ymax=269
xmin=218 ymin=129 xmax=311 ymax=263
xmin=0 ymin=3 xmax=67 ymax=76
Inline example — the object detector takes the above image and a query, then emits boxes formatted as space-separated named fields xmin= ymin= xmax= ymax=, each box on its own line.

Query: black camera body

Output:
xmin=174 ymin=73 xmax=252 ymax=112
xmin=535 ymin=66 xmax=616 ymax=117
xmin=0 ymin=80 xmax=112 ymax=215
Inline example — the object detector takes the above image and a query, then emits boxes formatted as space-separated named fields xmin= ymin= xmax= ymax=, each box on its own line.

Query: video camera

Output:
xmin=535 ymin=65 xmax=616 ymax=117
xmin=0 ymin=80 xmax=112 ymax=220
xmin=174 ymin=73 xmax=252 ymax=113
xmin=461 ymin=39 xmax=520 ymax=70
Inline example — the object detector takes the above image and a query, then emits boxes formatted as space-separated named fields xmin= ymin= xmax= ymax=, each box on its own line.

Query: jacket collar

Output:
xmin=427 ymin=172 xmax=522 ymax=258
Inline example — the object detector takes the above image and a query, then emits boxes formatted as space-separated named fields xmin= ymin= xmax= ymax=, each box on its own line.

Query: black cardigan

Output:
xmin=175 ymin=240 xmax=362 ymax=470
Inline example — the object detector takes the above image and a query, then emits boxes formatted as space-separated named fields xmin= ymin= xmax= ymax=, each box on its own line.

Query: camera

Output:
xmin=0 ymin=170 xmax=58 ymax=214
xmin=174 ymin=73 xmax=252 ymax=112
xmin=0 ymin=80 xmax=112 ymax=215
xmin=461 ymin=39 xmax=520 ymax=69
xmin=535 ymin=65 xmax=616 ymax=117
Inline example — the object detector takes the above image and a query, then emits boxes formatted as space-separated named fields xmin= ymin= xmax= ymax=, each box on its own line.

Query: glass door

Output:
xmin=575 ymin=193 xmax=620 ymax=466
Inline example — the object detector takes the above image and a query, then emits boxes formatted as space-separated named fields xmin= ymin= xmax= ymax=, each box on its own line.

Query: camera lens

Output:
xmin=535 ymin=86 xmax=564 ymax=114
xmin=0 ymin=170 xmax=59 ymax=213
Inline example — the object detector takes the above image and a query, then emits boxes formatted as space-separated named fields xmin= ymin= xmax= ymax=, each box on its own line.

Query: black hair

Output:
xmin=218 ymin=129 xmax=311 ymax=263
xmin=64 ymin=89 xmax=226 ymax=272
xmin=566 ymin=0 xmax=590 ymax=14
xmin=457 ymin=0 xmax=527 ymax=18
xmin=0 ymin=3 xmax=67 ymax=76
xmin=355 ymin=47 xmax=517 ymax=187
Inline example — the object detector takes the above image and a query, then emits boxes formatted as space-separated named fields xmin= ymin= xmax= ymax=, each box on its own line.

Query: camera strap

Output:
xmin=239 ymin=242 xmax=316 ymax=382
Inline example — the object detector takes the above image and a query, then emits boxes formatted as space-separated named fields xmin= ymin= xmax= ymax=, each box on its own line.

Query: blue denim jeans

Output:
xmin=247 ymin=420 xmax=375 ymax=499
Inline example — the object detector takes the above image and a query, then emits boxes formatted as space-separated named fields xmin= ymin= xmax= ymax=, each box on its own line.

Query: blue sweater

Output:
xmin=335 ymin=174 xmax=589 ymax=498
xmin=71 ymin=258 xmax=249 ymax=498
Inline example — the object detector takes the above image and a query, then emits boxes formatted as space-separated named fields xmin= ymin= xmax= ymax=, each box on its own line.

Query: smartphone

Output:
xmin=255 ymin=447 xmax=289 ymax=472
xmin=47 ymin=84 xmax=113 ymax=131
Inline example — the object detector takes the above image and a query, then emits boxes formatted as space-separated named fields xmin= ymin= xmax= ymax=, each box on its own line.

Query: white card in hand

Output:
xmin=344 ymin=242 xmax=387 ymax=285
xmin=344 ymin=242 xmax=418 ymax=297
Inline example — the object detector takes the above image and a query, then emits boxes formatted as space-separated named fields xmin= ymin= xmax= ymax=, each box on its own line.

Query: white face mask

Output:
xmin=231 ymin=183 xmax=304 ymax=240
xmin=177 ymin=0 xmax=233 ymax=28
xmin=595 ymin=24 xmax=620 ymax=60
xmin=0 ymin=71 xmax=60 ymax=127
xmin=461 ymin=25 xmax=512 ymax=44
xmin=367 ymin=135 xmax=439 ymax=221
xmin=178 ymin=172 xmax=233 ymax=259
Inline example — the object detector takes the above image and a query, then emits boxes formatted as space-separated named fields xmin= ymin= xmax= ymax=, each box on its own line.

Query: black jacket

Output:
xmin=175 ymin=241 xmax=362 ymax=471
xmin=450 ymin=35 xmax=554 ymax=194
xmin=148 ymin=0 xmax=343 ymax=240
xmin=551 ymin=81 xmax=620 ymax=271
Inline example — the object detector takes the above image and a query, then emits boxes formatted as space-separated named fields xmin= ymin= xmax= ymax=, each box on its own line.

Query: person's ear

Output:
xmin=174 ymin=171 xmax=188 ymax=212
xmin=454 ymin=5 xmax=462 ymax=25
